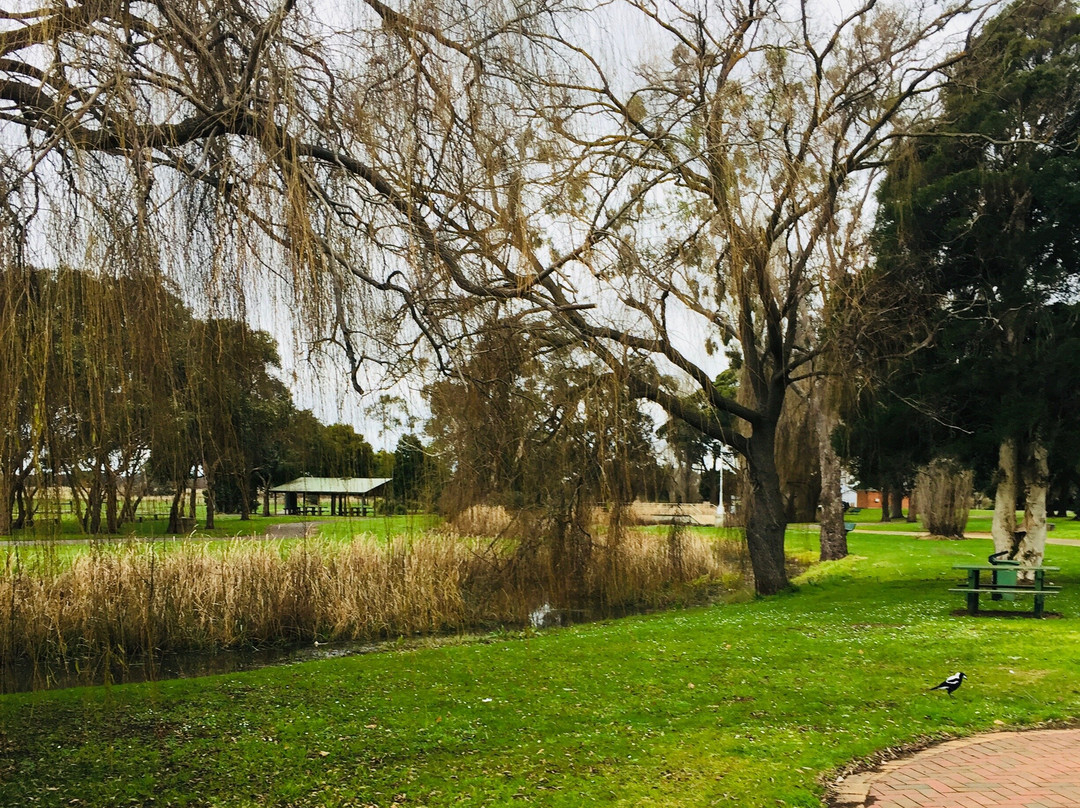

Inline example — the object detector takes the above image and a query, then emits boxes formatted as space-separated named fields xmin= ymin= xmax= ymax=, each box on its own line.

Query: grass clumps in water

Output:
xmin=0 ymin=523 xmax=747 ymax=671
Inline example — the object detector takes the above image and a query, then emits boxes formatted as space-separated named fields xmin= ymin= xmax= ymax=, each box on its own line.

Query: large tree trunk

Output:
xmin=816 ymin=388 xmax=847 ymax=561
xmin=906 ymin=488 xmax=918 ymax=523
xmin=1016 ymin=437 xmax=1049 ymax=573
xmin=167 ymin=484 xmax=185 ymax=534
xmin=880 ymin=486 xmax=893 ymax=522
xmin=890 ymin=487 xmax=904 ymax=520
xmin=745 ymin=426 xmax=790 ymax=595
xmin=11 ymin=480 xmax=25 ymax=530
xmin=991 ymin=437 xmax=1018 ymax=556
xmin=86 ymin=472 xmax=103 ymax=534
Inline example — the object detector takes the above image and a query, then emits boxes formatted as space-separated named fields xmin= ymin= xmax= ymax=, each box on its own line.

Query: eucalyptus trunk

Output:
xmin=991 ymin=437 xmax=1018 ymax=556
xmin=1016 ymin=438 xmax=1050 ymax=576
xmin=816 ymin=389 xmax=847 ymax=561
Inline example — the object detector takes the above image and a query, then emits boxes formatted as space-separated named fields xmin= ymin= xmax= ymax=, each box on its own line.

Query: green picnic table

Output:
xmin=950 ymin=564 xmax=1061 ymax=617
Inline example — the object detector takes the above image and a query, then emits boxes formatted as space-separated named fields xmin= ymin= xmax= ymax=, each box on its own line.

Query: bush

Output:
xmin=916 ymin=458 xmax=972 ymax=538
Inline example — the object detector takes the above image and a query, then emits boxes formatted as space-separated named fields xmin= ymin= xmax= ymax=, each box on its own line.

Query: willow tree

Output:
xmin=0 ymin=0 xmax=989 ymax=591
xmin=0 ymin=267 xmax=46 ymax=535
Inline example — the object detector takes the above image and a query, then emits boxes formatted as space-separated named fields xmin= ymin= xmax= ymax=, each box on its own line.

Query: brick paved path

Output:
xmin=833 ymin=729 xmax=1080 ymax=807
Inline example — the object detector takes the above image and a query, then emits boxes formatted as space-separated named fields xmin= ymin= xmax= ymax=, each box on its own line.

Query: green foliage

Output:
xmin=860 ymin=0 xmax=1080 ymax=495
xmin=2 ymin=531 xmax=1079 ymax=806
xmin=391 ymin=434 xmax=431 ymax=508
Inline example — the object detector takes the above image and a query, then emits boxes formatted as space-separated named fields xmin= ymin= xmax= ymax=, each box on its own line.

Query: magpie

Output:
xmin=929 ymin=671 xmax=966 ymax=696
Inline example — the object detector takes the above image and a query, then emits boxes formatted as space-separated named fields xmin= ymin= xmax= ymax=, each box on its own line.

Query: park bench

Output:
xmin=950 ymin=562 xmax=1061 ymax=617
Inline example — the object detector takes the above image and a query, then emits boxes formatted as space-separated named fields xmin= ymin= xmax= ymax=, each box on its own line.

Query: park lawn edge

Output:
xmin=1 ymin=530 xmax=1079 ymax=808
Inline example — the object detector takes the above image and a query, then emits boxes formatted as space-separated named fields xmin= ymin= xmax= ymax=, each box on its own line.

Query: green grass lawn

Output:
xmin=8 ymin=510 xmax=310 ymax=540
xmin=7 ymin=499 xmax=441 ymax=541
xmin=1 ymin=530 xmax=1078 ymax=808
xmin=839 ymin=508 xmax=1080 ymax=539
xmin=3 ymin=514 xmax=443 ymax=567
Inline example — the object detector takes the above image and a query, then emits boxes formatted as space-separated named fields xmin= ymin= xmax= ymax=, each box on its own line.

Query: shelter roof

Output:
xmin=269 ymin=476 xmax=391 ymax=495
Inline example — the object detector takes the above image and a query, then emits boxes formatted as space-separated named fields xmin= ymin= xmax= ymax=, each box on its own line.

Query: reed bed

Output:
xmin=0 ymin=527 xmax=746 ymax=670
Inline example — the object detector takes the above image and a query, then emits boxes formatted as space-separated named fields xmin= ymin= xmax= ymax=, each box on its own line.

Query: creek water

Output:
xmin=0 ymin=604 xmax=582 ymax=693
xmin=0 ymin=639 xmax=396 ymax=694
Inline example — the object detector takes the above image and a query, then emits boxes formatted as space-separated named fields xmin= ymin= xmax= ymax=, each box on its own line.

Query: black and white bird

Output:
xmin=929 ymin=671 xmax=966 ymax=696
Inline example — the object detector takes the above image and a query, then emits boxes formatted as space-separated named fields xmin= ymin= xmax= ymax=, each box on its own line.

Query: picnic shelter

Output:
xmin=269 ymin=476 xmax=392 ymax=516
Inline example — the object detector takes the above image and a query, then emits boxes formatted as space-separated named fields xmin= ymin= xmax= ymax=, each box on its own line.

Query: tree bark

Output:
xmin=86 ymin=472 xmax=103 ymax=534
xmin=11 ymin=481 xmax=25 ymax=530
xmin=744 ymin=425 xmax=790 ymax=595
xmin=816 ymin=387 xmax=847 ymax=561
xmin=890 ymin=487 xmax=904 ymax=520
xmin=239 ymin=475 xmax=251 ymax=521
xmin=880 ymin=486 xmax=892 ymax=522
xmin=906 ymin=488 xmax=918 ymax=523
xmin=167 ymin=485 xmax=185 ymax=535
xmin=991 ymin=437 xmax=1018 ymax=556
xmin=1016 ymin=437 xmax=1049 ymax=574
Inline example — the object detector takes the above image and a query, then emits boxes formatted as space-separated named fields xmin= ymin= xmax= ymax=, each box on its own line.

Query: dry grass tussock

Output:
xmin=0 ymin=527 xmax=747 ymax=668
xmin=449 ymin=504 xmax=514 ymax=536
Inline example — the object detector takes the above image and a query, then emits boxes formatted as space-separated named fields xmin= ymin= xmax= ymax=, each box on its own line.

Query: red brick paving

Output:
xmin=845 ymin=729 xmax=1080 ymax=807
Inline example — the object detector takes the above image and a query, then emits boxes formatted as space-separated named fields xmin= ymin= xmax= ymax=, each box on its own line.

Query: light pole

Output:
xmin=715 ymin=448 xmax=726 ymax=528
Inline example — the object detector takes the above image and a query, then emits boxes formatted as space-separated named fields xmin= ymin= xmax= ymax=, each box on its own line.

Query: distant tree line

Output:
xmin=0 ymin=267 xmax=394 ymax=535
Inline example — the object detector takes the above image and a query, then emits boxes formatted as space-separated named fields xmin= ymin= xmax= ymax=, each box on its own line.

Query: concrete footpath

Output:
xmin=832 ymin=728 xmax=1080 ymax=807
